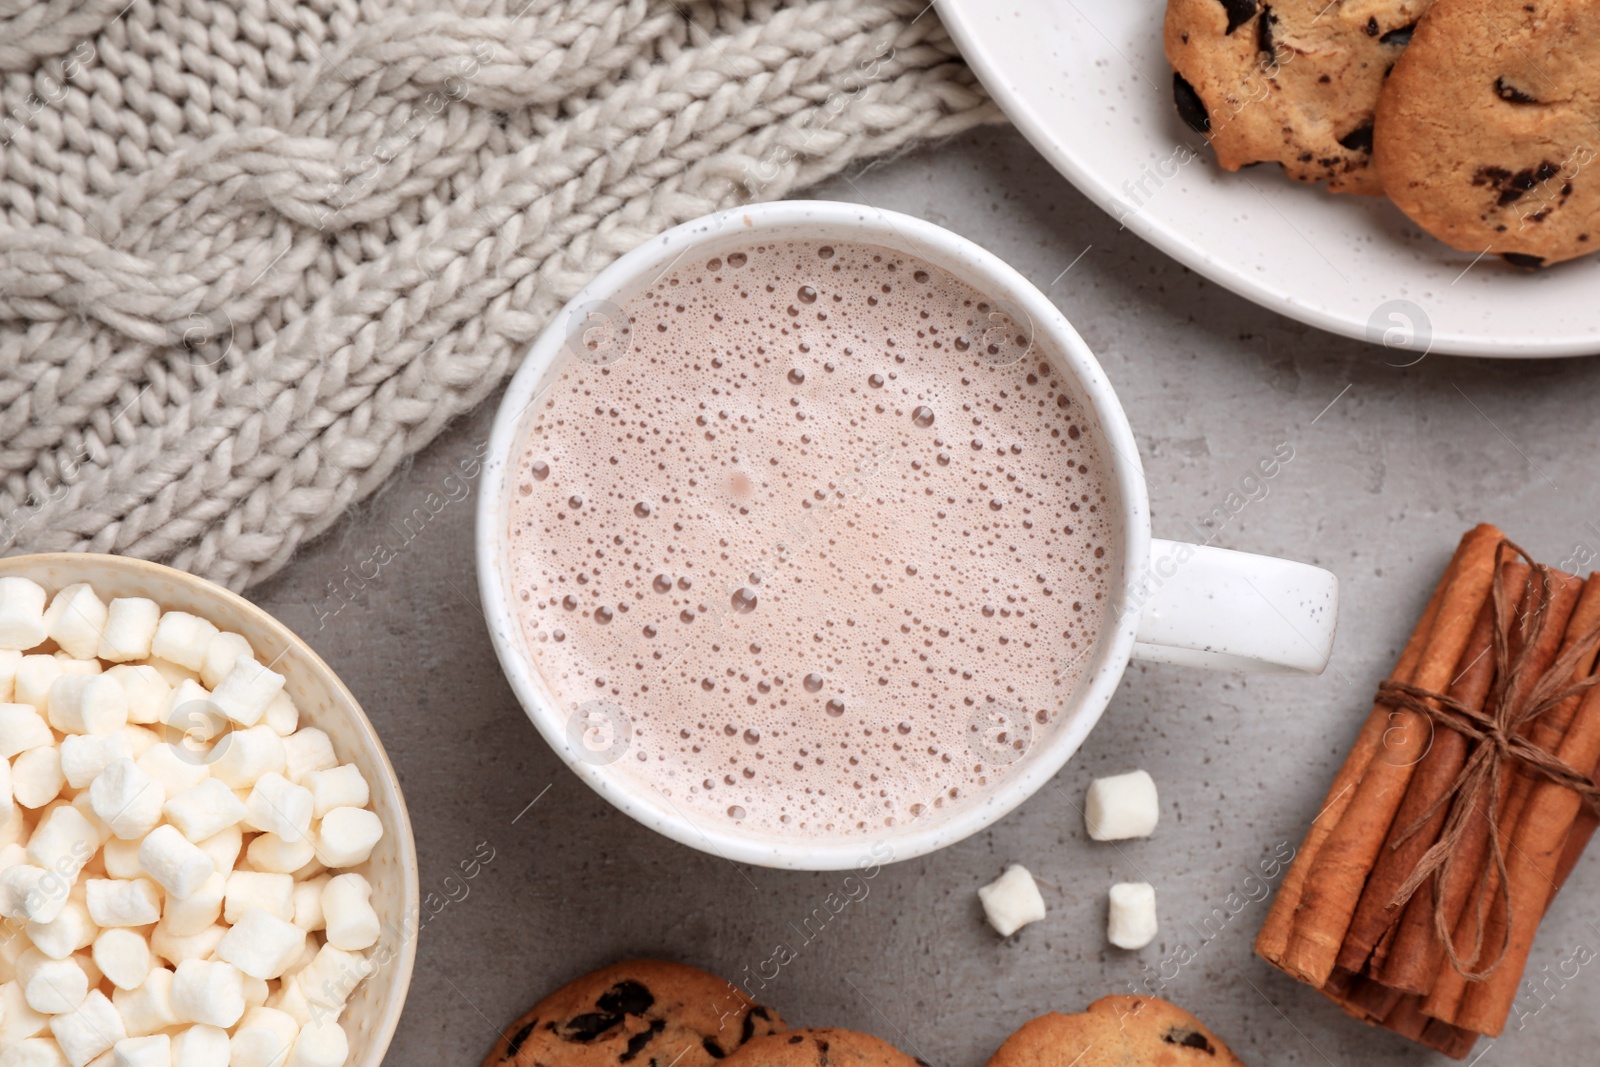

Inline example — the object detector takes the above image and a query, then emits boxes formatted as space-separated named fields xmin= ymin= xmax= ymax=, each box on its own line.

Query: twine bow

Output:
xmin=1374 ymin=540 xmax=1600 ymax=980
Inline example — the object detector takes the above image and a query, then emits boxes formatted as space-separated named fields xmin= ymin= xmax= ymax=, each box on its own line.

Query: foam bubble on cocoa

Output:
xmin=508 ymin=239 xmax=1117 ymax=837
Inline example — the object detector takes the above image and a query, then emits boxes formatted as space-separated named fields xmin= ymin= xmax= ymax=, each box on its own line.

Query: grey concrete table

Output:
xmin=252 ymin=125 xmax=1600 ymax=1066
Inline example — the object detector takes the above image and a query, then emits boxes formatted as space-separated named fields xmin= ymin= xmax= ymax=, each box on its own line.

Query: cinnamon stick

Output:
xmin=1336 ymin=574 xmax=1512 ymax=977
xmin=1278 ymin=523 xmax=1504 ymax=986
xmin=1454 ymin=637 xmax=1600 ymax=1034
xmin=1255 ymin=546 xmax=1459 ymax=965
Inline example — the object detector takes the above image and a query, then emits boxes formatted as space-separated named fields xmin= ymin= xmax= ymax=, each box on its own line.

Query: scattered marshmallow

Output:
xmin=977 ymin=864 xmax=1048 ymax=937
xmin=320 ymin=874 xmax=378 ymax=951
xmin=245 ymin=774 xmax=313 ymax=843
xmin=201 ymin=634 xmax=253 ymax=691
xmin=265 ymin=980 xmax=313 ymax=1028
xmin=59 ymin=735 xmax=132 ymax=791
xmin=0 ymin=649 xmax=21 ymax=703
xmin=13 ymin=747 xmax=64 ymax=810
xmin=46 ymin=676 xmax=128 ymax=737
xmin=26 ymin=807 xmax=99 ymax=882
xmin=163 ymin=780 xmax=248 ymax=844
xmin=1084 ymin=770 xmax=1160 ymax=842
xmin=211 ymin=658 xmax=285 ymax=729
xmin=0 ymin=577 xmax=49 ymax=651
xmin=290 ymin=876 xmax=328 ymax=933
xmin=149 ymin=921 xmax=226 ymax=967
xmin=216 ymin=909 xmax=306 ymax=980
xmin=209 ymin=726 xmax=286 ymax=791
xmin=295 ymin=946 xmax=371 ymax=1011
xmin=84 ymin=879 xmax=162 ymax=928
xmin=170 ymin=959 xmax=246 ymax=1028
xmin=305 ymin=766 xmax=367 ymax=821
xmin=112 ymin=969 xmax=176 ymax=1037
xmin=137 ymin=827 xmax=214 ymax=900
xmin=0 ymin=864 xmax=57 ymax=923
xmin=42 ymin=586 xmax=108 ymax=662
xmin=88 ymin=760 xmax=164 ymax=840
xmin=96 ymin=599 xmax=160 ymax=664
xmin=118 ymin=725 xmax=159 ymax=760
xmin=24 ymin=955 xmax=90 ymax=1014
xmin=103 ymin=667 xmax=169 ymax=727
xmin=246 ymin=834 xmax=316 ymax=875
xmin=52 ymin=658 xmax=100 ymax=677
xmin=13 ymin=657 xmax=62 ymax=714
xmin=263 ymin=692 xmax=299 ymax=737
xmin=224 ymin=871 xmax=295 ymax=925
xmin=1 ymin=977 xmax=52 ymax=1041
xmin=150 ymin=615 xmax=220 ymax=675
xmin=280 ymin=730 xmax=336 ymax=785
xmin=143 ymin=659 xmax=198 ymax=687
xmin=230 ymin=1008 xmax=300 ymax=1067
xmin=25 ymin=897 xmax=97 ymax=960
xmin=1 ymin=1038 xmax=69 ymax=1067
xmin=99 ymin=838 xmax=142 ymax=880
xmin=170 ymin=1026 xmax=229 ymax=1067
xmin=286 ymin=1018 xmax=346 ymax=1067
xmin=134 ymin=745 xmax=209 ymax=798
xmin=163 ymin=872 xmax=224 ymax=936
xmin=1107 ymin=881 xmax=1158 ymax=950
xmin=110 ymin=1035 xmax=169 ymax=1067
xmin=0 ymin=757 xmax=12 ymax=820
xmin=48 ymin=990 xmax=125 ymax=1067
xmin=194 ymin=825 xmax=243 ymax=877
xmin=91 ymin=929 xmax=149 ymax=992
xmin=314 ymin=809 xmax=381 ymax=869
xmin=0 ymin=703 xmax=55 ymax=759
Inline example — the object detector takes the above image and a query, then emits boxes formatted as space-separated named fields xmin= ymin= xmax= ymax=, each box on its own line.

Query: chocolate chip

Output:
xmin=1502 ymin=252 xmax=1545 ymax=268
xmin=1173 ymin=73 xmax=1211 ymax=134
xmin=1365 ymin=15 xmax=1379 ymax=34
xmin=740 ymin=1006 xmax=775 ymax=1044
xmin=1219 ymin=0 xmax=1258 ymax=34
xmin=504 ymin=1020 xmax=538 ymax=1059
xmin=1162 ymin=1028 xmax=1217 ymax=1054
xmin=702 ymin=1039 xmax=726 ymax=1059
xmin=1380 ymin=23 xmax=1415 ymax=45
xmin=1256 ymin=5 xmax=1277 ymax=56
xmin=597 ymin=981 xmax=654 ymax=1017
xmin=619 ymin=1020 xmax=666 ymax=1063
xmin=817 ymin=1039 xmax=831 ymax=1066
xmin=788 ymin=1036 xmax=804 ymax=1045
xmin=1337 ymin=123 xmax=1374 ymax=153
xmin=561 ymin=1013 xmax=624 ymax=1042
xmin=1495 ymin=77 xmax=1538 ymax=103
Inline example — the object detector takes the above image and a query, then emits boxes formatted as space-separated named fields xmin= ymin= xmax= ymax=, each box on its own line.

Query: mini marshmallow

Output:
xmin=148 ymin=921 xmax=225 ymax=967
xmin=1 ymin=978 xmax=51 ymax=1041
xmin=41 ymin=586 xmax=107 ymax=662
xmin=26 ymin=807 xmax=98 ymax=882
xmin=25 ymin=898 xmax=97 ymax=959
xmin=200 ymin=634 xmax=252 ymax=690
xmin=1084 ymin=770 xmax=1160 ymax=842
xmin=13 ymin=747 xmax=64 ymax=809
xmin=111 ymin=968 xmax=176 ymax=1037
xmin=245 ymin=834 xmax=316 ymax=876
xmin=48 ymin=990 xmax=125 ymax=1067
xmin=0 ymin=649 xmax=20 ymax=702
xmin=295 ymin=946 xmax=371 ymax=1011
xmin=242 ymin=974 xmax=269 ymax=1011
xmin=314 ymin=808 xmax=381 ymax=869
xmin=290 ymin=876 xmax=328 ymax=933
xmin=224 ymin=871 xmax=295 ymax=924
xmin=13 ymin=658 xmax=62 ymax=714
xmin=162 ymin=871 xmax=223 ymax=936
xmin=231 ymin=1008 xmax=299 ymax=1067
xmin=1 ymin=756 xmax=12 ymax=820
xmin=100 ymin=838 xmax=142 ymax=879
xmin=1107 ymin=881 xmax=1158 ymax=950
xmin=0 ymin=578 xmax=49 ymax=651
xmin=265 ymin=979 xmax=313 ymax=1027
xmin=24 ymin=956 xmax=89 ymax=1014
xmin=0 ymin=865 xmax=60 ymax=923
xmin=59 ymin=735 xmax=132 ymax=791
xmin=65 ymin=795 xmax=112 ymax=848
xmin=209 ymin=726 xmax=285 ymax=790
xmin=194 ymin=824 xmax=242 ymax=877
xmin=103 ymin=667 xmax=169 ymax=727
xmin=977 ymin=864 xmax=1048 ymax=937
xmin=95 ymin=599 xmax=160 ymax=665
xmin=118 ymin=726 xmax=159 ymax=759
xmin=52 ymin=658 xmax=100 ymax=677
xmin=210 ymin=658 xmax=284 ymax=730
xmin=162 ymin=780 xmax=247 ymax=843
xmin=46 ymin=676 xmax=127 ymax=736
xmin=143 ymin=660 xmax=198 ymax=688
xmin=263 ymin=692 xmax=298 ymax=737
xmin=286 ymin=1018 xmax=346 ymax=1067
xmin=320 ymin=874 xmax=378 ymax=951
xmin=0 ymin=806 xmax=29 ymax=851
xmin=88 ymin=760 xmax=164 ymax=840
xmin=158 ymin=680 xmax=218 ymax=742
xmin=279 ymin=730 xmax=336 ymax=785
xmin=216 ymin=908 xmax=305 ymax=980
xmin=84 ymin=879 xmax=161 ymax=928
xmin=1 ymin=1038 xmax=69 ymax=1067
xmin=170 ymin=958 xmax=245 ymax=1028
xmin=133 ymin=745 xmax=208 ymax=798
xmin=150 ymin=615 xmax=219 ymax=675
xmin=0 ymin=703 xmax=55 ymax=758
xmin=137 ymin=827 xmax=214 ymax=900
xmin=110 ymin=1035 xmax=169 ymax=1067
xmin=90 ymin=929 xmax=149 ymax=991
xmin=245 ymin=774 xmax=313 ymax=843
xmin=170 ymin=1026 xmax=228 ymax=1067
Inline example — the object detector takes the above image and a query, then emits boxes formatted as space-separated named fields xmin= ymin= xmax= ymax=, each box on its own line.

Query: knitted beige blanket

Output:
xmin=0 ymin=0 xmax=997 ymax=590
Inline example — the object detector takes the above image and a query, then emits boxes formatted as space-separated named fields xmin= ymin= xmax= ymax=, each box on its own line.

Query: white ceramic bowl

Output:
xmin=0 ymin=553 xmax=418 ymax=1067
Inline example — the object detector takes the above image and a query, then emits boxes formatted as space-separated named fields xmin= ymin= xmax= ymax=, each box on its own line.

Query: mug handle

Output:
xmin=1130 ymin=539 xmax=1339 ymax=674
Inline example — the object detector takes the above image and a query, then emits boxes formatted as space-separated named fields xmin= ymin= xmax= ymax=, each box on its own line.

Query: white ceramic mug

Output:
xmin=476 ymin=200 xmax=1338 ymax=870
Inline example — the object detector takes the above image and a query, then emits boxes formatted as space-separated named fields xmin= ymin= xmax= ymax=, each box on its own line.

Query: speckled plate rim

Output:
xmin=0 ymin=552 xmax=420 ymax=1067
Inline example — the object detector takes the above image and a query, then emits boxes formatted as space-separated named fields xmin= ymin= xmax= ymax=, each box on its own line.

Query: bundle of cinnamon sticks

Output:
xmin=1256 ymin=524 xmax=1600 ymax=1058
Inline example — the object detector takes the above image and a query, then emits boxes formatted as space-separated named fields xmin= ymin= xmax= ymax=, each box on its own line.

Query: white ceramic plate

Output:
xmin=938 ymin=0 xmax=1600 ymax=357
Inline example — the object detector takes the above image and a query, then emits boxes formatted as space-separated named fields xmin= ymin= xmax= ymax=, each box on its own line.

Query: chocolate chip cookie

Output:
xmin=985 ymin=996 xmax=1250 ymax=1067
xmin=1374 ymin=0 xmax=1600 ymax=265
xmin=721 ymin=1029 xmax=926 ymax=1067
xmin=484 ymin=960 xmax=786 ymax=1067
xmin=1164 ymin=0 xmax=1432 ymax=193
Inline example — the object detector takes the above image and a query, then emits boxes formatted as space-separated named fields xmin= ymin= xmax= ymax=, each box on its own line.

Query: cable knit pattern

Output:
xmin=0 ymin=0 xmax=998 ymax=590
